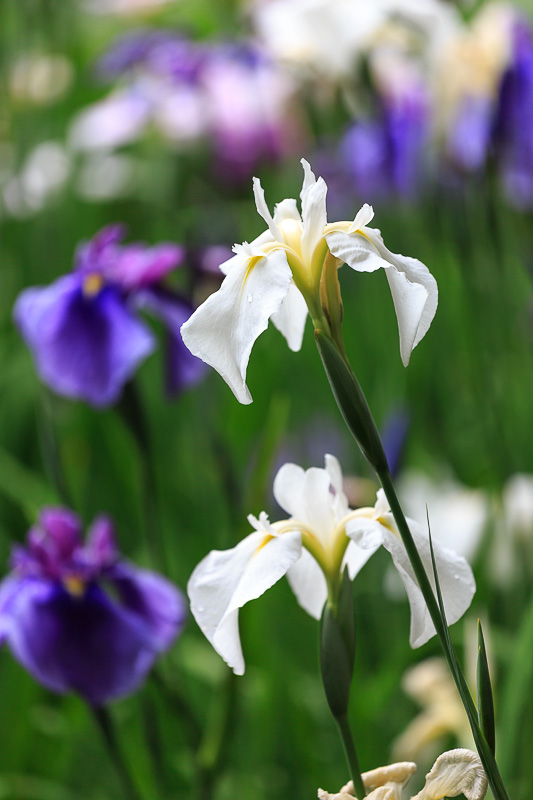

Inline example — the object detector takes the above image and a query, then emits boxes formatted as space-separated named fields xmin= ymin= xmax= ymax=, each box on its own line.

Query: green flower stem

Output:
xmin=378 ymin=470 xmax=509 ymax=800
xmin=194 ymin=670 xmax=237 ymax=800
xmin=91 ymin=705 xmax=143 ymax=800
xmin=314 ymin=327 xmax=510 ymax=800
xmin=335 ymin=713 xmax=366 ymax=800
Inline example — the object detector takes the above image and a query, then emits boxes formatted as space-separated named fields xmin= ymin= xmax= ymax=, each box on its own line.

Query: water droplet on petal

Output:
xmin=247 ymin=293 xmax=253 ymax=303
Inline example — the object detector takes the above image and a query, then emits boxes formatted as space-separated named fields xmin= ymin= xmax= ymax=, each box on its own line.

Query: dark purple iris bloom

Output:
xmin=495 ymin=19 xmax=533 ymax=209
xmin=14 ymin=225 xmax=206 ymax=406
xmin=341 ymin=87 xmax=428 ymax=202
xmin=0 ymin=508 xmax=186 ymax=705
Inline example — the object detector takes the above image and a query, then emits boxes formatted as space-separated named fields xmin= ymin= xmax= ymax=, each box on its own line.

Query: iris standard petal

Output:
xmin=188 ymin=529 xmax=302 ymax=674
xmin=109 ymin=243 xmax=185 ymax=290
xmin=273 ymin=461 xmax=337 ymax=542
xmin=180 ymin=248 xmax=292 ymax=404
xmin=299 ymin=159 xmax=328 ymax=266
xmin=14 ymin=276 xmax=155 ymax=406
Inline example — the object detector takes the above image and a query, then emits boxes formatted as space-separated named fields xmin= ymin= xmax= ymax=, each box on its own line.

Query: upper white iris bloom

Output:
xmin=318 ymin=748 xmax=487 ymax=800
xmin=187 ymin=455 xmax=475 ymax=675
xmin=181 ymin=159 xmax=437 ymax=404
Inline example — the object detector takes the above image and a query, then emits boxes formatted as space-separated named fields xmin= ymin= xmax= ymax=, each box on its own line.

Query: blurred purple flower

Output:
xmin=341 ymin=87 xmax=428 ymax=202
xmin=72 ymin=31 xmax=299 ymax=180
xmin=14 ymin=225 xmax=205 ymax=406
xmin=446 ymin=94 xmax=494 ymax=172
xmin=495 ymin=19 xmax=533 ymax=209
xmin=0 ymin=508 xmax=186 ymax=705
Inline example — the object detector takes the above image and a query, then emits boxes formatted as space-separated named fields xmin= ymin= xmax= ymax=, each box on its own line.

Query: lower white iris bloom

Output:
xmin=181 ymin=159 xmax=437 ymax=404
xmin=318 ymin=748 xmax=487 ymax=800
xmin=187 ymin=455 xmax=475 ymax=675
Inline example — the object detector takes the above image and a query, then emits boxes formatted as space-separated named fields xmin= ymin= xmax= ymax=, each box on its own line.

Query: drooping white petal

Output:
xmin=299 ymin=158 xmax=328 ymax=266
xmin=325 ymin=223 xmax=438 ymax=365
xmin=273 ymin=461 xmax=338 ymax=543
xmin=325 ymin=229 xmax=389 ymax=273
xmin=286 ymin=548 xmax=328 ymax=619
xmin=181 ymin=248 xmax=292 ymax=404
xmin=363 ymin=229 xmax=438 ymax=365
xmin=253 ymin=176 xmax=282 ymax=241
xmin=411 ymin=749 xmax=487 ymax=800
xmin=346 ymin=501 xmax=476 ymax=648
xmin=270 ymin=280 xmax=309 ymax=351
xmin=188 ymin=528 xmax=302 ymax=675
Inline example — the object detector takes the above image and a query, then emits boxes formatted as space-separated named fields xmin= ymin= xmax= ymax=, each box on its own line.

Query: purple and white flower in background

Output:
xmin=495 ymin=16 xmax=533 ymax=209
xmin=0 ymin=508 xmax=186 ymax=704
xmin=69 ymin=31 xmax=300 ymax=181
xmin=14 ymin=225 xmax=206 ymax=406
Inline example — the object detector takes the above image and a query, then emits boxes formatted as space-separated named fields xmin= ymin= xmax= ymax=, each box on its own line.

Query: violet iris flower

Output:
xmin=0 ymin=508 xmax=186 ymax=705
xmin=14 ymin=225 xmax=206 ymax=406
xmin=495 ymin=19 xmax=533 ymax=210
xmin=341 ymin=86 xmax=428 ymax=202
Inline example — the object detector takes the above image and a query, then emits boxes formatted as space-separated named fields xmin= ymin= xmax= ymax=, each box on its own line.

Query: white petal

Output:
xmin=343 ymin=539 xmax=376 ymax=580
xmin=273 ymin=462 xmax=337 ymax=543
xmin=219 ymin=230 xmax=274 ymax=276
xmin=412 ymin=749 xmax=487 ymax=800
xmin=188 ymin=529 xmax=302 ymax=675
xmin=300 ymin=158 xmax=316 ymax=196
xmin=181 ymin=248 xmax=292 ymax=404
xmin=273 ymin=197 xmax=301 ymax=225
xmin=253 ymin=176 xmax=282 ymax=240
xmin=325 ymin=230 xmax=388 ymax=273
xmin=364 ymin=229 xmax=438 ymax=365
xmin=325 ymin=453 xmax=349 ymax=519
xmin=286 ymin=548 xmax=328 ymax=619
xmin=270 ymin=281 xmax=308 ymax=351
xmin=349 ymin=203 xmax=374 ymax=232
xmin=299 ymin=162 xmax=328 ymax=266
xmin=346 ymin=506 xmax=476 ymax=647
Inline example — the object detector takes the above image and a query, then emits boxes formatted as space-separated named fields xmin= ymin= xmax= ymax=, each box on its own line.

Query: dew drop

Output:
xmin=247 ymin=293 xmax=253 ymax=303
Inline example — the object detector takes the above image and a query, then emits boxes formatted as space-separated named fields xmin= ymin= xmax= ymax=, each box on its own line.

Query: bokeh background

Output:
xmin=1 ymin=0 xmax=533 ymax=798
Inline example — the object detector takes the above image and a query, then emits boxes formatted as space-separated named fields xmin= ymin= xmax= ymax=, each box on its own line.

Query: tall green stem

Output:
xmin=91 ymin=705 xmax=143 ymax=800
xmin=335 ymin=714 xmax=366 ymax=800
xmin=315 ymin=328 xmax=510 ymax=800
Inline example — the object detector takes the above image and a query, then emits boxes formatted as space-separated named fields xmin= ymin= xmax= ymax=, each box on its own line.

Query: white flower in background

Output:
xmin=318 ymin=749 xmax=487 ymax=800
xmin=398 ymin=470 xmax=488 ymax=562
xmin=9 ymin=54 xmax=73 ymax=105
xmin=187 ymin=455 xmax=474 ymax=674
xmin=392 ymin=657 xmax=471 ymax=763
xmin=181 ymin=158 xmax=437 ymax=403
xmin=252 ymin=0 xmax=458 ymax=81
xmin=1 ymin=142 xmax=71 ymax=219
xmin=490 ymin=472 xmax=533 ymax=585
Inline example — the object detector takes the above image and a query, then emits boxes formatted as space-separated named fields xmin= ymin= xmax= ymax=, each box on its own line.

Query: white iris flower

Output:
xmin=318 ymin=748 xmax=487 ymax=800
xmin=187 ymin=455 xmax=475 ymax=675
xmin=181 ymin=159 xmax=437 ymax=404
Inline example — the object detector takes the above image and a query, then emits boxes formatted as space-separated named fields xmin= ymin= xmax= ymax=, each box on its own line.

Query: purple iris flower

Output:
xmin=14 ymin=225 xmax=206 ymax=406
xmin=446 ymin=94 xmax=494 ymax=172
xmin=341 ymin=86 xmax=428 ymax=202
xmin=0 ymin=508 xmax=186 ymax=705
xmin=495 ymin=19 xmax=533 ymax=209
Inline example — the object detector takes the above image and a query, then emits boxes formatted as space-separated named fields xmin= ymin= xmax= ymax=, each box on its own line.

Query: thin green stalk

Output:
xmin=315 ymin=328 xmax=510 ymax=800
xmin=194 ymin=670 xmax=237 ymax=800
xmin=91 ymin=705 xmax=143 ymax=800
xmin=335 ymin=714 xmax=366 ymax=799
